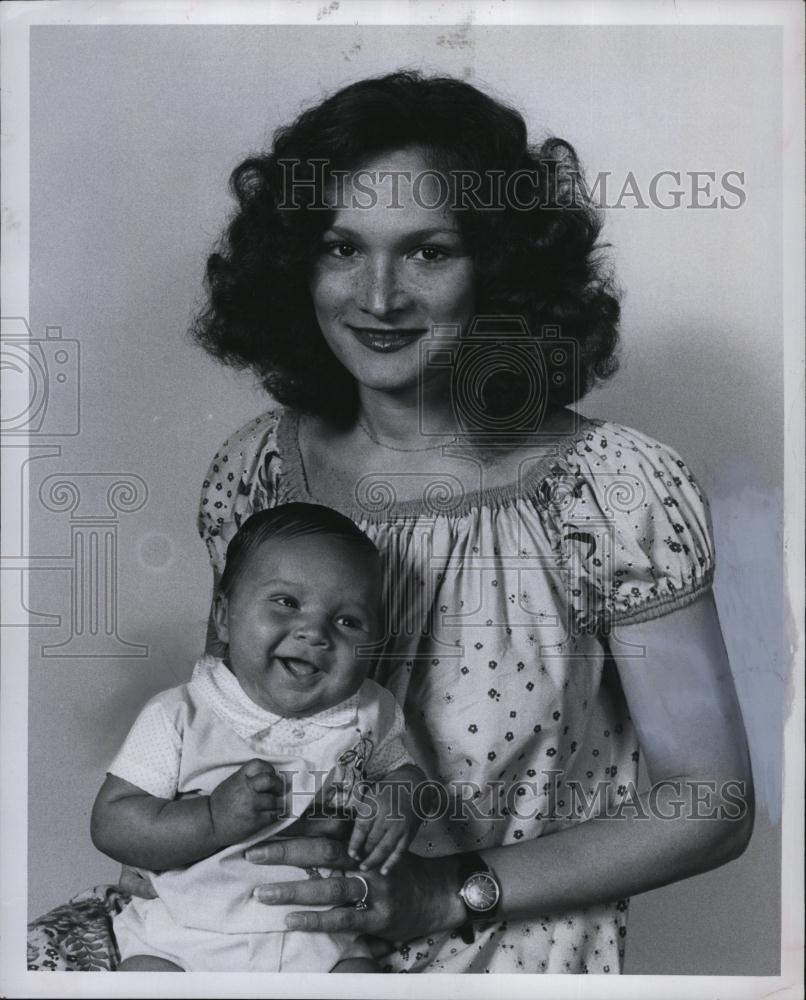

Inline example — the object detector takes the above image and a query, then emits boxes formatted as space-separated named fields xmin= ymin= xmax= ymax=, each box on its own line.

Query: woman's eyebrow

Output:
xmin=322 ymin=225 xmax=462 ymax=242
xmin=402 ymin=227 xmax=463 ymax=241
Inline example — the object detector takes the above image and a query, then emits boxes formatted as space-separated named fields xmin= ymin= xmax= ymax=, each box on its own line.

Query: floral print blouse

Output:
xmin=197 ymin=407 xmax=714 ymax=974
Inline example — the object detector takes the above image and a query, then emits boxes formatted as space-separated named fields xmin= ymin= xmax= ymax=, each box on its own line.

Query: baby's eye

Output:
xmin=336 ymin=615 xmax=363 ymax=630
xmin=271 ymin=596 xmax=299 ymax=609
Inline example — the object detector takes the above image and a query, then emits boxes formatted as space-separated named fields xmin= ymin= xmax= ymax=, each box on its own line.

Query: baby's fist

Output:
xmin=242 ymin=758 xmax=284 ymax=794
xmin=209 ymin=759 xmax=285 ymax=845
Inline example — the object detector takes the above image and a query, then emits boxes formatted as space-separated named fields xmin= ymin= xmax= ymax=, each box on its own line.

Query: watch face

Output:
xmin=462 ymin=872 xmax=500 ymax=913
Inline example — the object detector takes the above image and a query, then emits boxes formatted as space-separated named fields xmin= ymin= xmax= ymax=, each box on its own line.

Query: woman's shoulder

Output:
xmin=198 ymin=404 xmax=300 ymax=565
xmin=565 ymin=417 xmax=692 ymax=465
xmin=547 ymin=416 xmax=712 ymax=530
xmin=207 ymin=406 xmax=288 ymax=465
xmin=559 ymin=417 xmax=708 ymax=500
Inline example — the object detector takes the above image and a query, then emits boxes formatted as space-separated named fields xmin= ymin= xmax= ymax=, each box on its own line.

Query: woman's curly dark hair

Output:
xmin=192 ymin=70 xmax=620 ymax=426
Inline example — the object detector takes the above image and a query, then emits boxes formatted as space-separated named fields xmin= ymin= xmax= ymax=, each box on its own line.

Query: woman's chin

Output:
xmin=351 ymin=368 xmax=423 ymax=398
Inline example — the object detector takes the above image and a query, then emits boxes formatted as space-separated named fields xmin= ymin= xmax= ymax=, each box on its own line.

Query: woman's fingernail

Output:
xmin=286 ymin=915 xmax=306 ymax=931
xmin=245 ymin=847 xmax=278 ymax=863
xmin=254 ymin=886 xmax=279 ymax=902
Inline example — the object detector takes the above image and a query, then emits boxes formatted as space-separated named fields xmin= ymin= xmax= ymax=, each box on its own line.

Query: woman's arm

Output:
xmin=481 ymin=590 xmax=754 ymax=917
xmin=246 ymin=591 xmax=753 ymax=939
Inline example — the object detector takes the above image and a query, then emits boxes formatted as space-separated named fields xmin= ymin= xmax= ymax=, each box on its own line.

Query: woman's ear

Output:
xmin=213 ymin=593 xmax=230 ymax=644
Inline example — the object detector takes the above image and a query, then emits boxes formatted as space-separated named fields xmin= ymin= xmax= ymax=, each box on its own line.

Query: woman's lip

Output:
xmin=349 ymin=326 xmax=426 ymax=334
xmin=348 ymin=326 xmax=427 ymax=353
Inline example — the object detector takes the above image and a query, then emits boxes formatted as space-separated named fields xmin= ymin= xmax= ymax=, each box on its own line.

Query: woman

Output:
xmin=28 ymin=70 xmax=753 ymax=975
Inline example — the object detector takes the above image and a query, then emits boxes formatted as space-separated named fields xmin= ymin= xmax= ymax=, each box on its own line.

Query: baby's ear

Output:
xmin=212 ymin=593 xmax=230 ymax=644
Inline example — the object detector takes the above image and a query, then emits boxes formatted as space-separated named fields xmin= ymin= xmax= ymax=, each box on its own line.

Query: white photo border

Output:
xmin=1 ymin=2 xmax=803 ymax=998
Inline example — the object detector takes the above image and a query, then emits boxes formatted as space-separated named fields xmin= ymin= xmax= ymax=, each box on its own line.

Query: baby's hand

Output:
xmin=347 ymin=765 xmax=425 ymax=875
xmin=209 ymin=759 xmax=285 ymax=845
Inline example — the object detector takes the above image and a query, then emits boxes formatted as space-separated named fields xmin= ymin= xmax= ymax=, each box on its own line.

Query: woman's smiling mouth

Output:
xmin=348 ymin=326 xmax=427 ymax=353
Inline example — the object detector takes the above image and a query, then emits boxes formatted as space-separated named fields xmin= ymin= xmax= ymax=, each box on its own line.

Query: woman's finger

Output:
xmin=254 ymin=874 xmax=368 ymax=908
xmin=285 ymin=906 xmax=369 ymax=934
xmin=283 ymin=813 xmax=352 ymax=840
xmin=245 ymin=835 xmax=355 ymax=868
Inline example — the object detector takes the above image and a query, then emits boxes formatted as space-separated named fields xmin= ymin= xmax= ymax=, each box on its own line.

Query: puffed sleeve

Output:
xmin=107 ymin=694 xmax=184 ymax=800
xmin=551 ymin=422 xmax=715 ymax=629
xmin=197 ymin=410 xmax=286 ymax=577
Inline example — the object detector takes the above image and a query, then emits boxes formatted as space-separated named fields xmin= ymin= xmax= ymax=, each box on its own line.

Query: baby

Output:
xmin=91 ymin=503 xmax=425 ymax=972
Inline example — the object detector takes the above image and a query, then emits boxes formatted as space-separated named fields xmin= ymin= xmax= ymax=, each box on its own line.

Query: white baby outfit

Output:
xmin=110 ymin=654 xmax=412 ymax=971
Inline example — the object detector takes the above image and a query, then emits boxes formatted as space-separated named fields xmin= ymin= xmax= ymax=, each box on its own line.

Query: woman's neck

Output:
xmin=356 ymin=383 xmax=459 ymax=448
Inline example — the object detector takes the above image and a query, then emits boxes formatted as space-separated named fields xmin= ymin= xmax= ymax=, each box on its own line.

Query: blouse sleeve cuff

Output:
xmin=609 ymin=568 xmax=714 ymax=625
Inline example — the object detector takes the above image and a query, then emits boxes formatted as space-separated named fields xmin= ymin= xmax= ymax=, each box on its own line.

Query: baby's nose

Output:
xmin=295 ymin=618 xmax=330 ymax=647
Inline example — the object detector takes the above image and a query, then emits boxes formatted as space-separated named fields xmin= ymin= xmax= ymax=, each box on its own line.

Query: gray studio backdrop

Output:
xmin=25 ymin=25 xmax=783 ymax=974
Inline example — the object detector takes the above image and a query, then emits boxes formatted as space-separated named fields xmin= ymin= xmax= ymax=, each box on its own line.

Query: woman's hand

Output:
xmin=246 ymin=830 xmax=464 ymax=943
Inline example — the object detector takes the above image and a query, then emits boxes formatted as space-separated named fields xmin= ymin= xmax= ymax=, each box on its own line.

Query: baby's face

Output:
xmin=214 ymin=534 xmax=382 ymax=717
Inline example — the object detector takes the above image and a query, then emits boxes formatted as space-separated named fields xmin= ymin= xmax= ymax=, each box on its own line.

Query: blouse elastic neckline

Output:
xmin=276 ymin=408 xmax=602 ymax=522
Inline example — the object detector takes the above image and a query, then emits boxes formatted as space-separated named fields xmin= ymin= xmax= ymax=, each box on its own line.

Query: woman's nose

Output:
xmin=357 ymin=258 xmax=406 ymax=317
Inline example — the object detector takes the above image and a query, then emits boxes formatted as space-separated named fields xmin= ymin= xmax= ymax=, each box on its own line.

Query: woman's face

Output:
xmin=309 ymin=148 xmax=476 ymax=398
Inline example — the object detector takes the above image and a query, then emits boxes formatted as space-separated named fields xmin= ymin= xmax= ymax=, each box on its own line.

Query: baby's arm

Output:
xmin=91 ymin=759 xmax=284 ymax=870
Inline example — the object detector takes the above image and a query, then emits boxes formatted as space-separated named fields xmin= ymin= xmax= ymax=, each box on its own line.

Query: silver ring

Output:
xmin=347 ymin=873 xmax=370 ymax=910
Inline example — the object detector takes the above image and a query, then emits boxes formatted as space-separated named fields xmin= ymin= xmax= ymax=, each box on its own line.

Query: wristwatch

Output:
xmin=456 ymin=852 xmax=502 ymax=944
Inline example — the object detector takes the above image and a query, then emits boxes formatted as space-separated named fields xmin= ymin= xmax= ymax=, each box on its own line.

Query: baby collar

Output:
xmin=191 ymin=654 xmax=359 ymax=742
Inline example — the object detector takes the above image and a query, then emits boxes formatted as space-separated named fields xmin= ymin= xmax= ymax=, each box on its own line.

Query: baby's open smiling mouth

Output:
xmin=278 ymin=657 xmax=324 ymax=684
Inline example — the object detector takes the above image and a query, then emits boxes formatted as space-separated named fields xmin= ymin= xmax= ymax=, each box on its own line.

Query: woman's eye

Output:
xmin=324 ymin=242 xmax=358 ymax=259
xmin=411 ymin=245 xmax=449 ymax=262
xmin=337 ymin=615 xmax=362 ymax=630
xmin=272 ymin=596 xmax=298 ymax=609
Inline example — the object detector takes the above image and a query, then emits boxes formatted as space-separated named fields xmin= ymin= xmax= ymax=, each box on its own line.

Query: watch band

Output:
xmin=456 ymin=852 xmax=501 ymax=945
